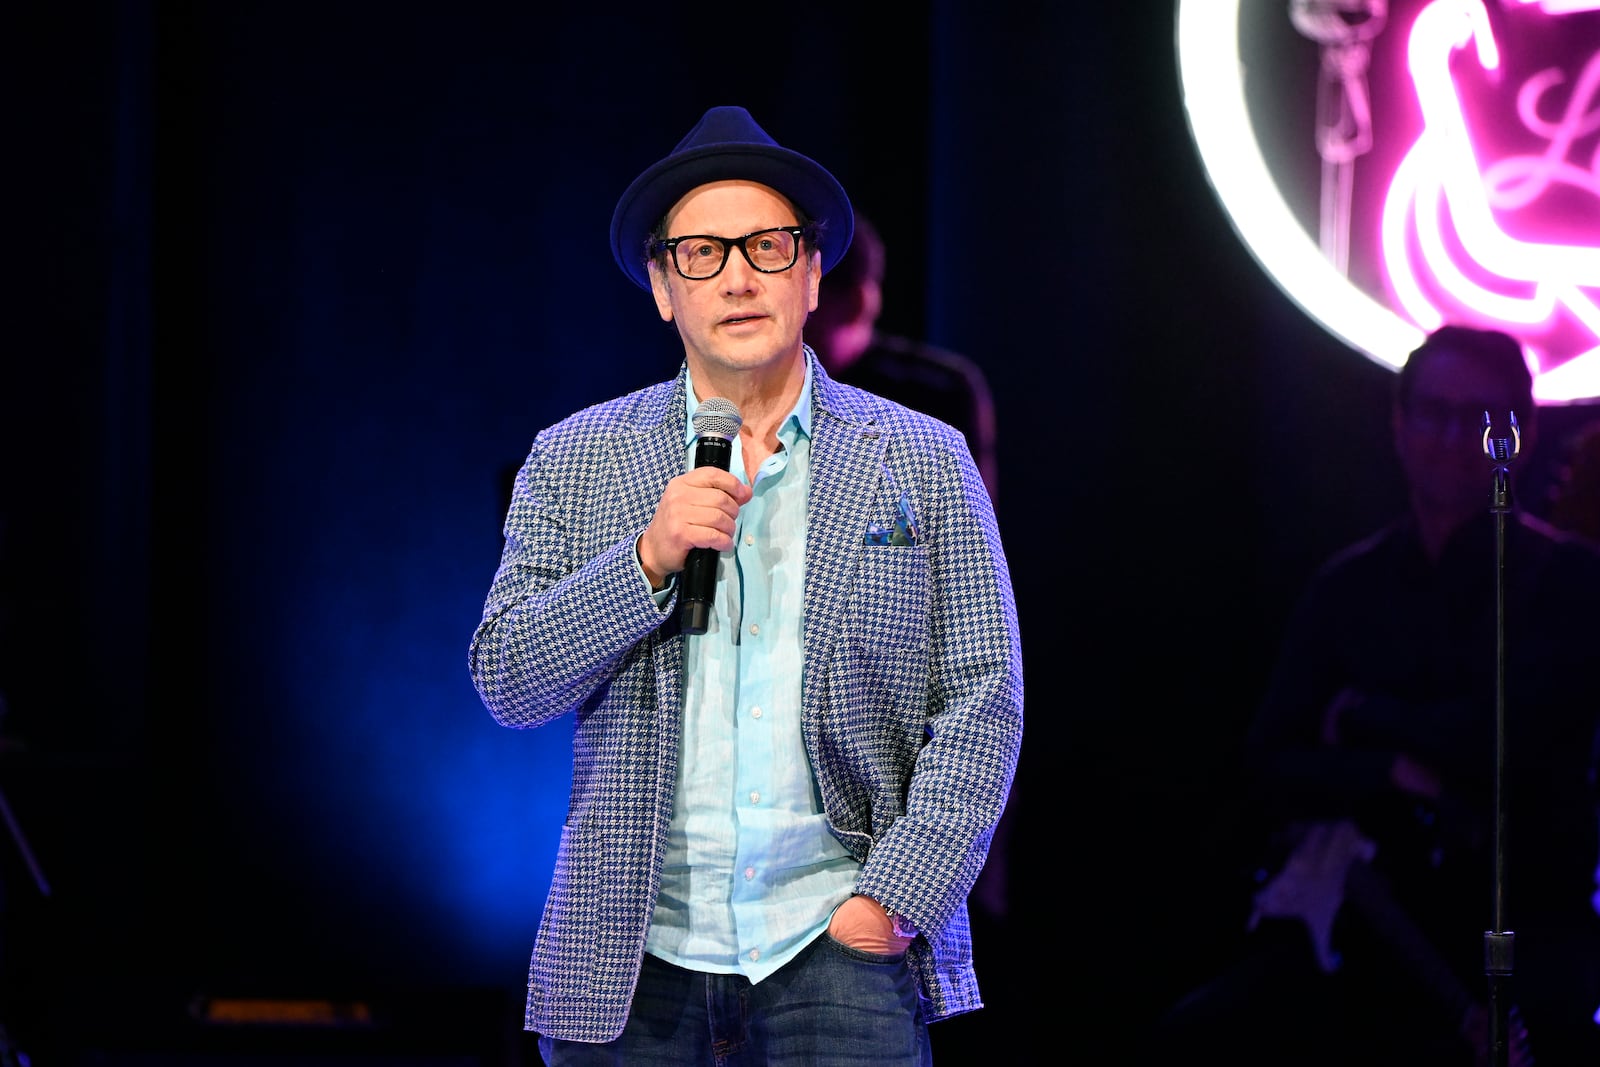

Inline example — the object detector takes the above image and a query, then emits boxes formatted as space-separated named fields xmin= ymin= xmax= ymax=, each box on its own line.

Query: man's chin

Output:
xmin=703 ymin=339 xmax=798 ymax=369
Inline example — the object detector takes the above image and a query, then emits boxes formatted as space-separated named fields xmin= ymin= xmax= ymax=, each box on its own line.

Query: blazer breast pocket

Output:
xmin=851 ymin=543 xmax=930 ymax=649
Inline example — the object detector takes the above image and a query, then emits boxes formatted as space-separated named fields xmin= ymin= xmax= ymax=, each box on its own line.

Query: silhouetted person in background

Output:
xmin=1144 ymin=325 xmax=1600 ymax=1066
xmin=1546 ymin=418 xmax=1600 ymax=545
xmin=807 ymin=212 xmax=999 ymax=503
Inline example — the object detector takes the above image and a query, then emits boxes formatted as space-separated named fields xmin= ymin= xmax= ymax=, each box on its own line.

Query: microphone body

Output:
xmin=680 ymin=398 xmax=742 ymax=635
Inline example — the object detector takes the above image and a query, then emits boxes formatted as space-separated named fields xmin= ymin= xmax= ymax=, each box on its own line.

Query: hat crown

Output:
xmin=609 ymin=104 xmax=853 ymax=292
xmin=673 ymin=106 xmax=778 ymax=153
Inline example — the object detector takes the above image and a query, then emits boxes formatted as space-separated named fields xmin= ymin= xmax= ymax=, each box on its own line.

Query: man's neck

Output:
xmin=1412 ymin=502 xmax=1498 ymax=563
xmin=690 ymin=351 xmax=805 ymax=449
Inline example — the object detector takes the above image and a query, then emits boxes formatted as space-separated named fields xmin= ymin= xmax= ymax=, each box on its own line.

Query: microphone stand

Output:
xmin=1481 ymin=410 xmax=1519 ymax=1067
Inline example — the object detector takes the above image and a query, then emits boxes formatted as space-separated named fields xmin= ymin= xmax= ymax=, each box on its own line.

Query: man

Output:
xmin=1145 ymin=325 xmax=1600 ymax=1065
xmin=468 ymin=105 xmax=1023 ymax=1065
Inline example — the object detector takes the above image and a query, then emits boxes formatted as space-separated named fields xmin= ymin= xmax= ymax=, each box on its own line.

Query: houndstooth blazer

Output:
xmin=469 ymin=350 xmax=1024 ymax=1043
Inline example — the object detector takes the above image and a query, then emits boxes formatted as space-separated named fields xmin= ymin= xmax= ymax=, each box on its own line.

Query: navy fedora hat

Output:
xmin=609 ymin=105 xmax=854 ymax=291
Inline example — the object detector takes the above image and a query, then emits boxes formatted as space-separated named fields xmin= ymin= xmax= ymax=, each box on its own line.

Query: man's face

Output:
xmin=648 ymin=180 xmax=820 ymax=378
xmin=1393 ymin=347 xmax=1532 ymax=524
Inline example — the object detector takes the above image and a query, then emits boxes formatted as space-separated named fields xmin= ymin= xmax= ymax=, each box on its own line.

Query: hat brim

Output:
xmin=609 ymin=143 xmax=854 ymax=291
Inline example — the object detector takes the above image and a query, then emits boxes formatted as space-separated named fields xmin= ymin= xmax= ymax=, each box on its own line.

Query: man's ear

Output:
xmin=861 ymin=277 xmax=882 ymax=325
xmin=649 ymin=261 xmax=675 ymax=323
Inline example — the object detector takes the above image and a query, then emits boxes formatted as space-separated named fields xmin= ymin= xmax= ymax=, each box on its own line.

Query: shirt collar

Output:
xmin=683 ymin=358 xmax=814 ymax=446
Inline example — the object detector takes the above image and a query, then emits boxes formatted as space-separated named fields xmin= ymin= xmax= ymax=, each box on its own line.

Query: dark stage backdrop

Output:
xmin=6 ymin=2 xmax=1594 ymax=1062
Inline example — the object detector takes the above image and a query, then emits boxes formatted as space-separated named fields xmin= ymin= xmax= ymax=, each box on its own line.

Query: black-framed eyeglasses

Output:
xmin=1404 ymin=395 xmax=1501 ymax=436
xmin=653 ymin=226 xmax=812 ymax=280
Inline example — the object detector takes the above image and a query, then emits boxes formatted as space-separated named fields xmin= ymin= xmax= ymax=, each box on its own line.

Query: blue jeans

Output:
xmin=539 ymin=932 xmax=933 ymax=1066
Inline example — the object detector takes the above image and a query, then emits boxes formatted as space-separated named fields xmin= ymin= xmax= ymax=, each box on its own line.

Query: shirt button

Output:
xmin=748 ymin=949 xmax=760 ymax=962
xmin=744 ymin=866 xmax=756 ymax=880
xmin=744 ymin=533 xmax=754 ymax=546
xmin=751 ymin=706 xmax=763 ymax=719
xmin=749 ymin=791 xmax=760 ymax=805
xmin=749 ymin=623 xmax=759 ymax=636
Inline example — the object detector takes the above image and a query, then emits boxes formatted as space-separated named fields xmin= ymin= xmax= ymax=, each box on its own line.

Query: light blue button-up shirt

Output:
xmin=644 ymin=359 xmax=859 ymax=982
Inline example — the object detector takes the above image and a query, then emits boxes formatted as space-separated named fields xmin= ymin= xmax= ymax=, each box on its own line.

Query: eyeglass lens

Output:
xmin=1406 ymin=396 xmax=1496 ymax=434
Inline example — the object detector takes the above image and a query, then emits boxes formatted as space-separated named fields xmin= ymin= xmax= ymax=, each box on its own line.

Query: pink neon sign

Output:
xmin=1178 ymin=0 xmax=1600 ymax=403
xmin=1383 ymin=0 xmax=1600 ymax=400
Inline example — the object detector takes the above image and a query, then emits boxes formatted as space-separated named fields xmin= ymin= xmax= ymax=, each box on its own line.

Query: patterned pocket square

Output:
xmin=863 ymin=495 xmax=920 ymax=546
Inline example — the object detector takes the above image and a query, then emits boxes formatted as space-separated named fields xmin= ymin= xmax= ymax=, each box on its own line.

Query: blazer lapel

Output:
xmin=803 ymin=378 xmax=888 ymax=707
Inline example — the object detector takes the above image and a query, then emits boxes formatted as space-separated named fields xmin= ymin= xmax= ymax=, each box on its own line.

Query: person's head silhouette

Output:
xmin=1392 ymin=324 xmax=1536 ymax=557
xmin=807 ymin=212 xmax=885 ymax=373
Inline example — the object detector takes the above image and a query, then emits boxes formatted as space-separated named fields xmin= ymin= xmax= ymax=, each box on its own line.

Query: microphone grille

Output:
xmin=692 ymin=397 xmax=743 ymax=440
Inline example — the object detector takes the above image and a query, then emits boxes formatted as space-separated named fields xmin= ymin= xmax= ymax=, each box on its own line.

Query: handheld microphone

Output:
xmin=680 ymin=397 xmax=743 ymax=635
